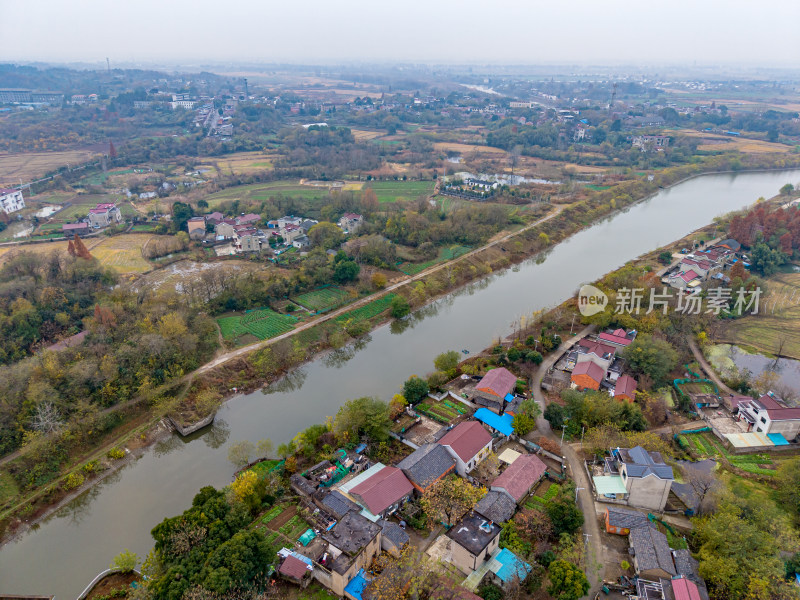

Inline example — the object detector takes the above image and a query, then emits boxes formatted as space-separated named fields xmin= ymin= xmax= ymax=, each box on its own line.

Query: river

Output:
xmin=3 ymin=168 xmax=800 ymax=598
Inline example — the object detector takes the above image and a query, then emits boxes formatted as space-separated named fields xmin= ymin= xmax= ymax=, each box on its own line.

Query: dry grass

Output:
xmin=88 ymin=234 xmax=158 ymax=273
xmin=433 ymin=142 xmax=508 ymax=155
xmin=350 ymin=129 xmax=384 ymax=142
xmin=676 ymin=129 xmax=791 ymax=154
xmin=719 ymin=271 xmax=800 ymax=358
xmin=196 ymin=151 xmax=278 ymax=175
xmin=0 ymin=150 xmax=98 ymax=186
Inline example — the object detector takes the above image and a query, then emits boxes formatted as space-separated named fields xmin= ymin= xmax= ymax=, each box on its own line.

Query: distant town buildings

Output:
xmin=0 ymin=188 xmax=25 ymax=214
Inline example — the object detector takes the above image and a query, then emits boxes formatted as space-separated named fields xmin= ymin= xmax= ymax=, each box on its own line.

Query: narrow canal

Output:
xmin=2 ymin=168 xmax=799 ymax=598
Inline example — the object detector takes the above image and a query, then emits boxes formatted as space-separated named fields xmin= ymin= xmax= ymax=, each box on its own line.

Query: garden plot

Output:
xmin=292 ymin=286 xmax=352 ymax=312
xmin=216 ymin=308 xmax=297 ymax=342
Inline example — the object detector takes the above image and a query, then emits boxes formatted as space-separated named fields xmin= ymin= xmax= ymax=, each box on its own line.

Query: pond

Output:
xmin=708 ymin=343 xmax=800 ymax=402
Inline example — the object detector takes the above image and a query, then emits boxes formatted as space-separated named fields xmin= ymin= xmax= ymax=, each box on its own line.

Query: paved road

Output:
xmin=688 ymin=339 xmax=736 ymax=396
xmin=198 ymin=204 xmax=565 ymax=374
xmin=530 ymin=324 xmax=604 ymax=598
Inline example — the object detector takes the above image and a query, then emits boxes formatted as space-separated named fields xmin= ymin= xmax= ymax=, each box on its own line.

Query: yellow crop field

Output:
xmin=433 ymin=142 xmax=508 ymax=155
xmin=88 ymin=234 xmax=157 ymax=273
xmin=351 ymin=129 xmax=384 ymax=142
xmin=676 ymin=129 xmax=790 ymax=154
xmin=0 ymin=150 xmax=98 ymax=186
xmin=342 ymin=182 xmax=364 ymax=191
xmin=196 ymin=151 xmax=278 ymax=175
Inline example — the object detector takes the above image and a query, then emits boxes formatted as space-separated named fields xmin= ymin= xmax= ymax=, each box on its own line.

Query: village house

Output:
xmin=613 ymin=375 xmax=638 ymax=402
xmin=88 ymin=203 xmax=122 ymax=228
xmin=473 ymin=408 xmax=515 ymax=439
xmin=484 ymin=548 xmax=532 ymax=591
xmin=631 ymin=135 xmax=670 ymax=151
xmin=571 ymin=360 xmax=605 ymax=391
xmin=293 ymin=235 xmax=311 ymax=249
xmin=281 ymin=223 xmax=304 ymax=243
xmin=628 ymin=527 xmax=677 ymax=579
xmin=278 ymin=553 xmax=312 ymax=587
xmin=438 ymin=421 xmax=493 ymax=476
xmin=235 ymin=213 xmax=261 ymax=226
xmin=0 ymin=188 xmax=25 ymax=214
xmin=313 ymin=510 xmax=382 ymax=597
xmin=735 ymin=391 xmax=800 ymax=441
xmin=62 ymin=222 xmax=89 ymax=236
xmin=187 ymin=216 xmax=206 ymax=239
xmin=338 ymin=213 xmax=364 ymax=234
xmin=347 ymin=464 xmax=414 ymax=519
xmin=474 ymin=490 xmax=517 ymax=523
xmin=446 ymin=512 xmax=502 ymax=575
xmin=472 ymin=367 xmax=517 ymax=414
xmin=376 ymin=519 xmax=409 ymax=556
xmin=205 ymin=211 xmax=224 ymax=225
xmin=598 ymin=328 xmax=637 ymax=348
xmin=603 ymin=506 xmax=652 ymax=535
xmin=490 ymin=454 xmax=546 ymax=504
xmin=668 ymin=269 xmax=702 ymax=291
xmin=215 ymin=219 xmax=236 ymax=239
xmin=300 ymin=219 xmax=319 ymax=233
xmin=396 ymin=443 xmax=455 ymax=495
xmin=575 ymin=339 xmax=616 ymax=372
xmin=611 ymin=446 xmax=674 ymax=511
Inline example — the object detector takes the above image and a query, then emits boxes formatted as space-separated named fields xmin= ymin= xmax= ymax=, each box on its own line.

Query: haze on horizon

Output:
xmin=1 ymin=0 xmax=798 ymax=68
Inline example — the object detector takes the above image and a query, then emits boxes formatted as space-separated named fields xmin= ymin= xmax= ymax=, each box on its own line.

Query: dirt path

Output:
xmin=198 ymin=204 xmax=565 ymax=374
xmin=688 ymin=339 xmax=736 ymax=396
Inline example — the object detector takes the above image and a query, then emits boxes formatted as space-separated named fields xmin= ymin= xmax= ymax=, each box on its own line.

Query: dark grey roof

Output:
xmin=396 ymin=444 xmax=455 ymax=489
xmin=618 ymin=446 xmax=673 ymax=480
xmin=446 ymin=512 xmax=501 ymax=556
xmin=322 ymin=511 xmax=381 ymax=574
xmin=378 ymin=519 xmax=410 ymax=548
xmin=606 ymin=507 xmax=653 ymax=530
xmin=475 ymin=491 xmax=517 ymax=523
xmin=673 ymin=549 xmax=699 ymax=580
xmin=321 ymin=490 xmax=361 ymax=518
xmin=290 ymin=474 xmax=316 ymax=496
xmin=629 ymin=527 xmax=676 ymax=576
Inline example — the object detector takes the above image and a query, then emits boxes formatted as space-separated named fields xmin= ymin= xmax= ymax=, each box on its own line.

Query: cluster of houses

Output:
xmin=61 ymin=202 xmax=122 ymax=235
xmin=664 ymin=238 xmax=742 ymax=292
xmin=557 ymin=327 xmax=639 ymax=399
xmin=279 ymin=367 xmax=556 ymax=599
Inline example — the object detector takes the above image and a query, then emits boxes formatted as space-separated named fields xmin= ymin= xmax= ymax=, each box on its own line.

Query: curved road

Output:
xmin=198 ymin=204 xmax=564 ymax=374
xmin=530 ymin=324 xmax=605 ymax=599
xmin=688 ymin=339 xmax=736 ymax=396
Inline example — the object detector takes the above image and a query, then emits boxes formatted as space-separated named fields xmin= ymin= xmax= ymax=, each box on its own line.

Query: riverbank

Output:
xmin=1 ymin=156 xmax=798 ymax=547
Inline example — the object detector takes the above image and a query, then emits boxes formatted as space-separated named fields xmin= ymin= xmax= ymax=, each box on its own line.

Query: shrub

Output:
xmin=110 ymin=549 xmax=138 ymax=573
xmin=82 ymin=459 xmax=100 ymax=474
xmin=107 ymin=447 xmax=125 ymax=460
xmin=63 ymin=472 xmax=85 ymax=490
xmin=390 ymin=295 xmax=410 ymax=318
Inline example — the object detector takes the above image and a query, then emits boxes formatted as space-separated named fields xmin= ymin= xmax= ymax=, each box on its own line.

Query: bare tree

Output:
xmin=30 ymin=401 xmax=64 ymax=434
xmin=682 ymin=465 xmax=721 ymax=515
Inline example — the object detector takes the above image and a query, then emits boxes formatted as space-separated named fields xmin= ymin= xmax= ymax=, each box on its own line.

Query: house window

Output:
xmin=760 ymin=417 xmax=766 ymax=424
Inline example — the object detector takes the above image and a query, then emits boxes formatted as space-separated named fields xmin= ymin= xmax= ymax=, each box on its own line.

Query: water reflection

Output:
xmin=153 ymin=433 xmax=186 ymax=456
xmin=61 ymin=469 xmax=123 ymax=527
xmin=262 ymin=367 xmax=308 ymax=393
xmin=203 ymin=419 xmax=231 ymax=449
xmin=323 ymin=335 xmax=372 ymax=368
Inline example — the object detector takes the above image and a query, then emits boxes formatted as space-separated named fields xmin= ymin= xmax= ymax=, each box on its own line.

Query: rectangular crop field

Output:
xmin=365 ymin=180 xmax=436 ymax=203
xmin=398 ymin=245 xmax=470 ymax=275
xmin=217 ymin=308 xmax=298 ymax=341
xmin=203 ymin=180 xmax=334 ymax=208
xmin=89 ymin=233 xmax=157 ymax=273
xmin=291 ymin=286 xmax=352 ymax=312
xmin=336 ymin=293 xmax=396 ymax=324
xmin=0 ymin=150 xmax=98 ymax=186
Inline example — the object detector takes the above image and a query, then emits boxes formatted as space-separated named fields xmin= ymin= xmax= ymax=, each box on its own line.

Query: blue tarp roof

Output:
xmin=474 ymin=408 xmax=514 ymax=436
xmin=344 ymin=569 xmax=370 ymax=600
xmin=768 ymin=433 xmax=790 ymax=446
xmin=504 ymin=393 xmax=515 ymax=402
xmin=493 ymin=548 xmax=532 ymax=583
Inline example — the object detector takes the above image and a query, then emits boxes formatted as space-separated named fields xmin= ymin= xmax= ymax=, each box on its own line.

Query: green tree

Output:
xmin=333 ymin=396 xmax=391 ymax=442
xmin=390 ymin=295 xmax=410 ymax=318
xmin=750 ymin=242 xmax=785 ymax=277
xmin=525 ymin=350 xmax=543 ymax=364
xmin=779 ymin=183 xmax=795 ymax=196
xmin=421 ymin=475 xmax=487 ymax=527
xmin=776 ymin=457 xmax=800 ymax=521
xmin=658 ymin=251 xmax=673 ymax=265
xmin=547 ymin=559 xmax=589 ymax=600
xmin=544 ymin=403 xmax=565 ymax=430
xmin=333 ymin=259 xmax=360 ymax=283
xmin=110 ymin=549 xmax=138 ymax=573
xmin=546 ymin=483 xmax=584 ymax=535
xmin=434 ymin=350 xmax=461 ymax=374
xmin=403 ymin=375 xmax=429 ymax=405
xmin=202 ymin=529 xmax=274 ymax=593
xmin=622 ymin=336 xmax=678 ymax=385
xmin=308 ymin=221 xmax=344 ymax=250
xmin=171 ymin=201 xmax=194 ymax=233
xmin=512 ymin=398 xmax=541 ymax=436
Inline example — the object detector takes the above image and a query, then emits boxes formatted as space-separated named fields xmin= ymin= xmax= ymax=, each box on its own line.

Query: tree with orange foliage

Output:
xmin=72 ymin=233 xmax=92 ymax=259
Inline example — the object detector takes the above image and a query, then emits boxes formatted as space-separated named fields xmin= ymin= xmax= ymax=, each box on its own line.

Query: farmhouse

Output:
xmin=571 ymin=360 xmax=605 ymax=391
xmin=613 ymin=375 xmax=638 ymax=402
xmin=603 ymin=506 xmax=652 ymax=535
xmin=611 ymin=446 xmax=673 ymax=511
xmin=314 ymin=511 xmax=382 ymax=597
xmin=475 ymin=490 xmax=517 ymax=523
xmin=293 ymin=235 xmax=311 ymax=249
xmin=235 ymin=213 xmax=261 ymax=226
xmin=598 ymin=328 xmax=637 ymax=348
xmin=631 ymin=135 xmax=670 ymax=151
xmin=628 ymin=527 xmax=676 ymax=579
xmin=735 ymin=391 xmax=800 ymax=441
xmin=438 ymin=421 xmax=493 ymax=476
xmin=396 ymin=443 xmax=455 ymax=494
xmin=187 ymin=216 xmax=206 ymax=239
xmin=347 ymin=465 xmax=413 ymax=519
xmin=0 ymin=188 xmax=25 ymax=214
xmin=446 ymin=512 xmax=502 ymax=575
xmin=338 ymin=213 xmax=364 ymax=234
xmin=575 ymin=339 xmax=616 ymax=372
xmin=472 ymin=367 xmax=516 ymax=414
xmin=88 ymin=203 xmax=122 ymax=228
xmin=490 ymin=454 xmax=546 ymax=504
xmin=62 ymin=222 xmax=89 ymax=235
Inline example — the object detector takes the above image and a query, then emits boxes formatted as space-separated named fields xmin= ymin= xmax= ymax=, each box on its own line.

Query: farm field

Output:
xmin=335 ymin=293 xmax=397 ymax=325
xmin=291 ymin=286 xmax=352 ymax=312
xmin=718 ymin=271 xmax=800 ymax=359
xmin=676 ymin=129 xmax=791 ymax=154
xmin=351 ymin=129 xmax=385 ymax=142
xmin=0 ymin=150 xmax=98 ymax=186
xmin=397 ymin=245 xmax=471 ymax=275
xmin=677 ymin=431 xmax=782 ymax=476
xmin=196 ymin=151 xmax=279 ymax=175
xmin=415 ymin=398 xmax=468 ymax=424
xmin=365 ymin=180 xmax=435 ymax=203
xmin=203 ymin=180 xmax=335 ymax=208
xmin=433 ymin=142 xmax=508 ymax=156
xmin=217 ymin=308 xmax=298 ymax=342
xmin=88 ymin=234 xmax=158 ymax=273
xmin=44 ymin=194 xmax=122 ymax=222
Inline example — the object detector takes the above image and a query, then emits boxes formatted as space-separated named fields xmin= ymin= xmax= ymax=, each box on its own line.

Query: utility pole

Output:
xmin=569 ymin=314 xmax=576 ymax=335
xmin=560 ymin=424 xmax=567 ymax=448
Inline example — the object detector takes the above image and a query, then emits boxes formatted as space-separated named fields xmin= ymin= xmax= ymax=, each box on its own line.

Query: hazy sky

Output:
xmin=1 ymin=0 xmax=798 ymax=66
